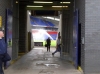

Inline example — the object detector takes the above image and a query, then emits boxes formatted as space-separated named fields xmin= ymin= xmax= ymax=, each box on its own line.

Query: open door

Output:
xmin=78 ymin=23 xmax=81 ymax=67
xmin=28 ymin=32 xmax=31 ymax=51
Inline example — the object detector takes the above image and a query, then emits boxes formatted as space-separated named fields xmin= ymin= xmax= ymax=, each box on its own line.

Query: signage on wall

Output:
xmin=0 ymin=16 xmax=2 ymax=27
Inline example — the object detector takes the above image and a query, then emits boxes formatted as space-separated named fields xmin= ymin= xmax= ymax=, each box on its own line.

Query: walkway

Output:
xmin=4 ymin=47 xmax=82 ymax=74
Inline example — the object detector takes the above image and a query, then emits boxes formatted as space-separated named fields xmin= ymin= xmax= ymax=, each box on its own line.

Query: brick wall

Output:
xmin=85 ymin=0 xmax=100 ymax=73
xmin=76 ymin=0 xmax=100 ymax=73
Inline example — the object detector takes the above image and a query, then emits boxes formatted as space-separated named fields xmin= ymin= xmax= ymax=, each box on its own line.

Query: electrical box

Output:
xmin=82 ymin=37 xmax=84 ymax=44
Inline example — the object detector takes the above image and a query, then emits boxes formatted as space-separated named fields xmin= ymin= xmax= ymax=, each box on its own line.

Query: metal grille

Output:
xmin=0 ymin=0 xmax=12 ymax=28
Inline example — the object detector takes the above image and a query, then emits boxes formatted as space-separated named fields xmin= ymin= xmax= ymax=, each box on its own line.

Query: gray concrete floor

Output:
xmin=4 ymin=47 xmax=82 ymax=74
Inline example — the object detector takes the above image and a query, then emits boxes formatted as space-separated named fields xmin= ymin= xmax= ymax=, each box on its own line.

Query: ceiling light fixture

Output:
xmin=42 ymin=16 xmax=60 ymax=21
xmin=27 ymin=6 xmax=43 ymax=7
xmin=52 ymin=6 xmax=68 ymax=7
xmin=60 ymin=2 xmax=71 ymax=3
xmin=34 ymin=1 xmax=53 ymax=3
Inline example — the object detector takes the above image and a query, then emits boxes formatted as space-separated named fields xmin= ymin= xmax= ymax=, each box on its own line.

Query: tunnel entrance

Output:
xmin=19 ymin=0 xmax=82 ymax=71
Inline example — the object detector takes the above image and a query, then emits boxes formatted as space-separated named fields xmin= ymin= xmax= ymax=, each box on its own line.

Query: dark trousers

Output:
xmin=52 ymin=45 xmax=61 ymax=55
xmin=3 ymin=61 xmax=7 ymax=69
xmin=0 ymin=55 xmax=4 ymax=74
xmin=47 ymin=45 xmax=50 ymax=52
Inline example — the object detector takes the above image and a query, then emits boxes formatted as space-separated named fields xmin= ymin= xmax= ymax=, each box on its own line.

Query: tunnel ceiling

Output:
xmin=19 ymin=0 xmax=72 ymax=16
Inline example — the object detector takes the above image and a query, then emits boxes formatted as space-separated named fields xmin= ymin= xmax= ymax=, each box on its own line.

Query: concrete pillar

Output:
xmin=60 ymin=1 xmax=74 ymax=62
xmin=27 ymin=11 xmax=31 ymax=32
xmin=58 ymin=14 xmax=62 ymax=36
xmin=12 ymin=0 xmax=19 ymax=60
xmin=19 ymin=4 xmax=27 ymax=53
xmin=61 ymin=10 xmax=69 ymax=58
xmin=26 ymin=11 xmax=34 ymax=50
xmin=68 ymin=0 xmax=74 ymax=63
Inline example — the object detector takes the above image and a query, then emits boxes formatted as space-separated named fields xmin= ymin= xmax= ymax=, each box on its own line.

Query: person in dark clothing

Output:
xmin=0 ymin=55 xmax=4 ymax=74
xmin=52 ymin=36 xmax=61 ymax=56
xmin=0 ymin=31 xmax=11 ymax=74
xmin=46 ymin=37 xmax=51 ymax=52
xmin=0 ymin=31 xmax=6 ymax=74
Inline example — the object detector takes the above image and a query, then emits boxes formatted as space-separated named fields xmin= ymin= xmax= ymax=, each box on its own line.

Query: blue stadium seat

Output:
xmin=30 ymin=19 xmax=37 ymax=25
xmin=46 ymin=21 xmax=55 ymax=27
xmin=30 ymin=16 xmax=55 ymax=27
xmin=30 ymin=16 xmax=46 ymax=26
xmin=49 ymin=34 xmax=57 ymax=40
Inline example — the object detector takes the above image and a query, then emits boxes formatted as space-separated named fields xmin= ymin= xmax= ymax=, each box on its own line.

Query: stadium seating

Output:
xmin=30 ymin=16 xmax=55 ymax=27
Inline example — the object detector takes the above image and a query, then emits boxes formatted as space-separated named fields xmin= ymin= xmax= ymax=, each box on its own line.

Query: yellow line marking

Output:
xmin=18 ymin=53 xmax=26 ymax=55
xmin=10 ymin=52 xmax=27 ymax=65
xmin=78 ymin=66 xmax=83 ymax=72
xmin=10 ymin=56 xmax=21 ymax=65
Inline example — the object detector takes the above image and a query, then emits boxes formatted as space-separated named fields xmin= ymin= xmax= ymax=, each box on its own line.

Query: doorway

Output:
xmin=78 ymin=23 xmax=81 ymax=67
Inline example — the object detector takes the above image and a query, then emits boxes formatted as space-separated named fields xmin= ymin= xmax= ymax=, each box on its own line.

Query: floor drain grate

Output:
xmin=36 ymin=63 xmax=44 ymax=66
xmin=36 ymin=63 xmax=60 ymax=68
xmin=39 ymin=70 xmax=54 ymax=74
xmin=33 ymin=58 xmax=48 ymax=61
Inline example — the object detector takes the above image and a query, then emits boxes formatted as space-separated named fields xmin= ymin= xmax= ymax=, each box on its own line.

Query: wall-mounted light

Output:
xmin=16 ymin=1 xmax=18 ymax=3
xmin=52 ymin=6 xmax=68 ymax=7
xmin=60 ymin=2 xmax=71 ymax=3
xmin=27 ymin=6 xmax=43 ymax=7
xmin=34 ymin=1 xmax=53 ymax=3
xmin=29 ymin=11 xmax=31 ymax=15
